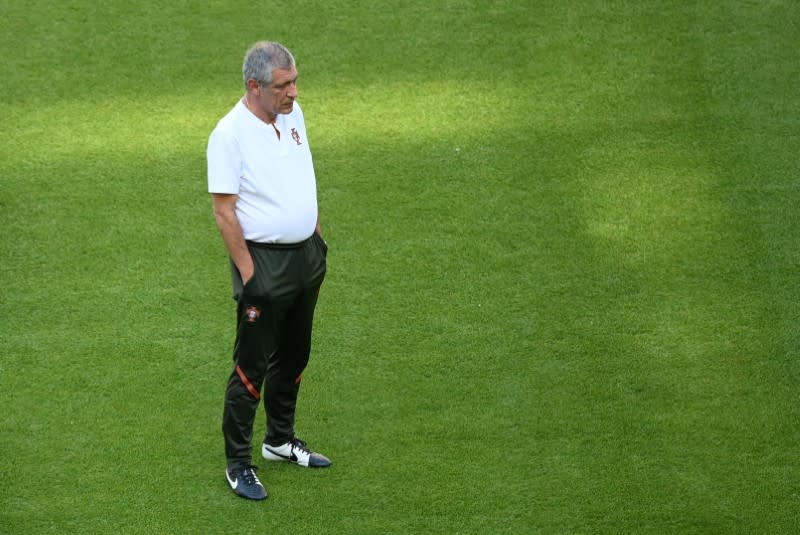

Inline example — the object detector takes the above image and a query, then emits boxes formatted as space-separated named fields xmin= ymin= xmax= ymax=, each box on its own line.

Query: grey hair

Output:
xmin=242 ymin=41 xmax=295 ymax=88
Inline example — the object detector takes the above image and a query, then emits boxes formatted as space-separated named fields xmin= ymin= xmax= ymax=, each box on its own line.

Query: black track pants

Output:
xmin=222 ymin=233 xmax=327 ymax=469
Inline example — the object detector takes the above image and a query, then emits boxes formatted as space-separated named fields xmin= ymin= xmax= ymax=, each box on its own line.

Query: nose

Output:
xmin=287 ymin=81 xmax=298 ymax=98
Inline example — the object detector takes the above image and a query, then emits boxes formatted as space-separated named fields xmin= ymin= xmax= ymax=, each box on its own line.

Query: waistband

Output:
xmin=246 ymin=236 xmax=312 ymax=250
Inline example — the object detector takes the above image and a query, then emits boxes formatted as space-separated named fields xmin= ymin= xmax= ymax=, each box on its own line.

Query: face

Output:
xmin=252 ymin=66 xmax=298 ymax=118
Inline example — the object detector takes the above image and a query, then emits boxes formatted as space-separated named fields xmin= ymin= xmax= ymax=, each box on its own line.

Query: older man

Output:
xmin=207 ymin=41 xmax=331 ymax=501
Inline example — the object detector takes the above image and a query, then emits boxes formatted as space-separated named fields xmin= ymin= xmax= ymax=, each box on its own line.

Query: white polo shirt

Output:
xmin=207 ymin=100 xmax=318 ymax=243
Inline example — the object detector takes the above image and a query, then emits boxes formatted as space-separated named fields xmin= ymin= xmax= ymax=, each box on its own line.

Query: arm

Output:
xmin=212 ymin=193 xmax=254 ymax=284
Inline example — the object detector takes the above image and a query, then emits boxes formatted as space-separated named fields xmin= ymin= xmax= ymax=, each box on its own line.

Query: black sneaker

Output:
xmin=262 ymin=437 xmax=332 ymax=468
xmin=225 ymin=465 xmax=267 ymax=500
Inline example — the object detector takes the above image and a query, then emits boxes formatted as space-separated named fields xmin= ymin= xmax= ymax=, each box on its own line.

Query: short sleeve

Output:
xmin=207 ymin=127 xmax=242 ymax=194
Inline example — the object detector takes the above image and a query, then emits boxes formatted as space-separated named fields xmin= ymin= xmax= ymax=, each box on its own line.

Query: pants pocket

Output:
xmin=314 ymin=232 xmax=328 ymax=257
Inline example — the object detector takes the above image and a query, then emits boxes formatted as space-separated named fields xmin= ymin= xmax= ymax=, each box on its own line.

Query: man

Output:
xmin=207 ymin=41 xmax=331 ymax=501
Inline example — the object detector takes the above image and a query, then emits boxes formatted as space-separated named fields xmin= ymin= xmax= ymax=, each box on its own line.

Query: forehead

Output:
xmin=270 ymin=66 xmax=298 ymax=85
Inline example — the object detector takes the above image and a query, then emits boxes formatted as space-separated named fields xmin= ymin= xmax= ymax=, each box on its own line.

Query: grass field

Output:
xmin=1 ymin=1 xmax=799 ymax=533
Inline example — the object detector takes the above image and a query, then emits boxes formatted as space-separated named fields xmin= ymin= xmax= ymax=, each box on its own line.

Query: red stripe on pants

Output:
xmin=236 ymin=365 xmax=261 ymax=400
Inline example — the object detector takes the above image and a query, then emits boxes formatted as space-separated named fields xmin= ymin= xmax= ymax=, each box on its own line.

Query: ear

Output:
xmin=246 ymin=78 xmax=261 ymax=93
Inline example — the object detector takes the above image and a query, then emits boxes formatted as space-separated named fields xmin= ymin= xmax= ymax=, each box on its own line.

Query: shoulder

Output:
xmin=290 ymin=101 xmax=305 ymax=121
xmin=208 ymin=105 xmax=246 ymax=157
xmin=211 ymin=101 xmax=246 ymax=137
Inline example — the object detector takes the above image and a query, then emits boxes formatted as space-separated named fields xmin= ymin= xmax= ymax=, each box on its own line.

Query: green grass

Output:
xmin=2 ymin=1 xmax=799 ymax=533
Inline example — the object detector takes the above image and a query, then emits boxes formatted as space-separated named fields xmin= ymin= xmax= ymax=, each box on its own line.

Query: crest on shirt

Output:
xmin=291 ymin=128 xmax=302 ymax=145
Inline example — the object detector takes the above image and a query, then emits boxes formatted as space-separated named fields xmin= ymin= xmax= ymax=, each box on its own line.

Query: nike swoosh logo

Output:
xmin=226 ymin=470 xmax=239 ymax=490
xmin=267 ymin=447 xmax=299 ymax=463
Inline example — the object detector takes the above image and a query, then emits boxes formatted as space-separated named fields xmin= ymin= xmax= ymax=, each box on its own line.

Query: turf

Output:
xmin=1 ymin=1 xmax=798 ymax=533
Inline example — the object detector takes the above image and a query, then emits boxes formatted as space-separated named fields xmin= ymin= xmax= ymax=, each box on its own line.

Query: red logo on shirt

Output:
xmin=291 ymin=128 xmax=302 ymax=145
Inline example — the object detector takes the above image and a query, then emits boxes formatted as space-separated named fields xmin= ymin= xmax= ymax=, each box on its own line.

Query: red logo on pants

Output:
xmin=245 ymin=306 xmax=261 ymax=323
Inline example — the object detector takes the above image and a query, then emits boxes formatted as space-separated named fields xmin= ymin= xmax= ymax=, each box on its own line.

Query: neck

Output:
xmin=243 ymin=95 xmax=277 ymax=124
